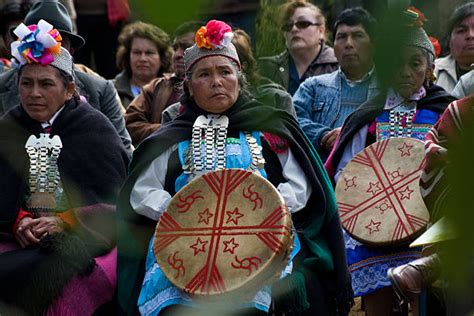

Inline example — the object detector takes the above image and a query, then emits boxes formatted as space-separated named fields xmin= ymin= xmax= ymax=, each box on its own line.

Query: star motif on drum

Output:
xmin=223 ymin=238 xmax=239 ymax=254
xmin=398 ymin=186 xmax=414 ymax=200
xmin=398 ymin=142 xmax=414 ymax=157
xmin=336 ymin=139 xmax=430 ymax=244
xmin=226 ymin=208 xmax=244 ymax=225
xmin=366 ymin=181 xmax=382 ymax=196
xmin=190 ymin=237 xmax=208 ymax=256
xmin=153 ymin=169 xmax=292 ymax=296
xmin=198 ymin=208 xmax=213 ymax=224
xmin=365 ymin=219 xmax=381 ymax=234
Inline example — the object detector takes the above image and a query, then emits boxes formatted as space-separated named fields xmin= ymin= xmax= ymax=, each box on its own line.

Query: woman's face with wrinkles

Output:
xmin=393 ymin=47 xmax=432 ymax=99
xmin=187 ymin=56 xmax=240 ymax=113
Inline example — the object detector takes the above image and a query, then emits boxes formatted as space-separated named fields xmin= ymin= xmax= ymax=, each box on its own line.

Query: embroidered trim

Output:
xmin=226 ymin=143 xmax=242 ymax=156
xmin=389 ymin=109 xmax=416 ymax=138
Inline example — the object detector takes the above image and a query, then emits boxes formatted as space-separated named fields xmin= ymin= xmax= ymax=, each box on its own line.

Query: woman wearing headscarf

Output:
xmin=0 ymin=20 xmax=129 ymax=315
xmin=160 ymin=27 xmax=296 ymax=124
xmin=325 ymin=8 xmax=455 ymax=315
xmin=118 ymin=20 xmax=352 ymax=316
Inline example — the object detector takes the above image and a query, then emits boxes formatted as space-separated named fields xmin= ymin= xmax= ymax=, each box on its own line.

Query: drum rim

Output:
xmin=335 ymin=138 xmax=430 ymax=247
xmin=153 ymin=169 xmax=294 ymax=298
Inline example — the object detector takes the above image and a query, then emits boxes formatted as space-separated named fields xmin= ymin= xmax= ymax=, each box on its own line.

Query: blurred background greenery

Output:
xmin=129 ymin=0 xmax=470 ymax=58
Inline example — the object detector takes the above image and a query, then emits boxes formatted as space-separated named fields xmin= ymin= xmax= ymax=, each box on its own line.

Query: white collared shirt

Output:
xmin=40 ymin=105 xmax=65 ymax=129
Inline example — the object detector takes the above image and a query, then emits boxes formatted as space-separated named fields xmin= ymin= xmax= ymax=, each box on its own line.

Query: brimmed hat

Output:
xmin=12 ymin=0 xmax=84 ymax=50
xmin=11 ymin=19 xmax=74 ymax=78
xmin=184 ymin=20 xmax=240 ymax=72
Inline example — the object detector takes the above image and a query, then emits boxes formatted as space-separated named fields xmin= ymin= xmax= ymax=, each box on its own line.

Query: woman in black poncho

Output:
xmin=0 ymin=20 xmax=129 ymax=315
xmin=117 ymin=20 xmax=352 ymax=316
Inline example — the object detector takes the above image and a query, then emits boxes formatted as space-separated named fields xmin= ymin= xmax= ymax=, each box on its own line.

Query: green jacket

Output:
xmin=258 ymin=44 xmax=338 ymax=92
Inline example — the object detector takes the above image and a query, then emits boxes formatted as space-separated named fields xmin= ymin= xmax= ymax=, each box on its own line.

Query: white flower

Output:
xmin=214 ymin=32 xmax=234 ymax=49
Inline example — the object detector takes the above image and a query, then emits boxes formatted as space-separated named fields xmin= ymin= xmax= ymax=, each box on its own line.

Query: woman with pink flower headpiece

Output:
xmin=117 ymin=20 xmax=352 ymax=316
xmin=0 ymin=19 xmax=129 ymax=315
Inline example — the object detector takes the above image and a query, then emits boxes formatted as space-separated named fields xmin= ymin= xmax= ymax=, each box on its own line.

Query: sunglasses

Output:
xmin=281 ymin=20 xmax=321 ymax=32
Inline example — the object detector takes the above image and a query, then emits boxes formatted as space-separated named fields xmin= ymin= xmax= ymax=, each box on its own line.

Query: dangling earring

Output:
xmin=429 ymin=72 xmax=436 ymax=84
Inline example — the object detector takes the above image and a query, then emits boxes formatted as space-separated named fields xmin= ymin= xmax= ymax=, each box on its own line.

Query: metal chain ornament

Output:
xmin=184 ymin=115 xmax=265 ymax=176
xmin=25 ymin=133 xmax=62 ymax=213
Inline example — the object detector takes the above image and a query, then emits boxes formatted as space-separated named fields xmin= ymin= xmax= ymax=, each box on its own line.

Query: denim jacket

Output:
xmin=293 ymin=69 xmax=379 ymax=152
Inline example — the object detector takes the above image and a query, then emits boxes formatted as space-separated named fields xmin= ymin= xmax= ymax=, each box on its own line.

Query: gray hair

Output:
xmin=180 ymin=58 xmax=250 ymax=105
xmin=425 ymin=50 xmax=434 ymax=67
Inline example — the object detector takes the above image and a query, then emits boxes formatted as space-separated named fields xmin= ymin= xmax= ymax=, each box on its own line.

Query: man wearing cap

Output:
xmin=0 ymin=0 xmax=132 ymax=154
xmin=293 ymin=7 xmax=378 ymax=161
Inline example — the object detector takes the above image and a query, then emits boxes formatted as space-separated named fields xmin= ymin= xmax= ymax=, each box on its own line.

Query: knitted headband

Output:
xmin=11 ymin=19 xmax=74 ymax=78
xmin=184 ymin=20 xmax=240 ymax=72
xmin=402 ymin=7 xmax=435 ymax=57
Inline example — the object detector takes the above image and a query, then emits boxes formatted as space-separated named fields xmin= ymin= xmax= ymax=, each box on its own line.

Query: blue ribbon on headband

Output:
xmin=16 ymin=29 xmax=45 ymax=60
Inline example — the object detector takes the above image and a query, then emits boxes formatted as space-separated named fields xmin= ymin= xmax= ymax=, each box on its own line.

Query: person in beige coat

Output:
xmin=434 ymin=2 xmax=474 ymax=93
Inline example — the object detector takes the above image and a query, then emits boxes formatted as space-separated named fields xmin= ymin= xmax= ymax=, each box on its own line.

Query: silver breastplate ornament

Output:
xmin=183 ymin=114 xmax=265 ymax=176
xmin=25 ymin=133 xmax=62 ymax=213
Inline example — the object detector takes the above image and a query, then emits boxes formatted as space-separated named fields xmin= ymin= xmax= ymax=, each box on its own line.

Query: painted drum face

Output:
xmin=153 ymin=169 xmax=293 ymax=300
xmin=335 ymin=138 xmax=430 ymax=246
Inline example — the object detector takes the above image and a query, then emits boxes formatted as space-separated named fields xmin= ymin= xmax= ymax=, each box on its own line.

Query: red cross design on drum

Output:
xmin=335 ymin=138 xmax=430 ymax=246
xmin=153 ymin=169 xmax=293 ymax=298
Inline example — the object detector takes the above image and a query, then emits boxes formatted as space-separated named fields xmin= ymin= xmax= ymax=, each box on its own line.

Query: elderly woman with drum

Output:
xmin=325 ymin=9 xmax=455 ymax=316
xmin=118 ymin=20 xmax=352 ymax=316
xmin=0 ymin=20 xmax=129 ymax=314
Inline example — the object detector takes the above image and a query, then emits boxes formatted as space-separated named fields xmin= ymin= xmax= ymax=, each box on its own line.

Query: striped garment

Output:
xmin=421 ymin=96 xmax=474 ymax=221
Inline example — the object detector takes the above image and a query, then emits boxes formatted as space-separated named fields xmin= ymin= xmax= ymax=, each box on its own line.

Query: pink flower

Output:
xmin=205 ymin=20 xmax=232 ymax=48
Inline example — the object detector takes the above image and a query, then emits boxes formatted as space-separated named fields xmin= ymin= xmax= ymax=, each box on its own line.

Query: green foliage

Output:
xmin=372 ymin=5 xmax=407 ymax=91
xmin=129 ymin=0 xmax=213 ymax=34
xmin=256 ymin=0 xmax=286 ymax=58
xmin=440 ymin=117 xmax=474 ymax=291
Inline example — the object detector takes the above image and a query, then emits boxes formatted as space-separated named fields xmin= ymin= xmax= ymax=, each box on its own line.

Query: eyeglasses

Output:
xmin=281 ymin=20 xmax=321 ymax=32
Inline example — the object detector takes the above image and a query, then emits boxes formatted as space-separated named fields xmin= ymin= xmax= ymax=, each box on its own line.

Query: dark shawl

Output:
xmin=117 ymin=94 xmax=353 ymax=315
xmin=0 ymin=98 xmax=129 ymax=314
xmin=326 ymin=84 xmax=455 ymax=181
